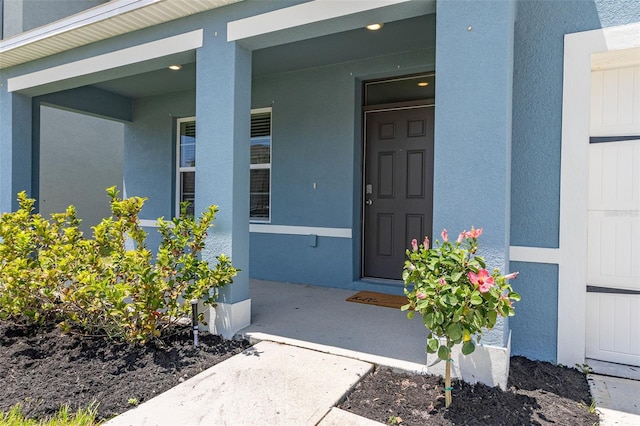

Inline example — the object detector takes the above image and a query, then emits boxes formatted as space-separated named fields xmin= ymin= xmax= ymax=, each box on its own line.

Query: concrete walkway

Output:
xmin=105 ymin=280 xmax=640 ymax=425
xmin=588 ymin=359 xmax=640 ymax=426
xmin=105 ymin=341 xmax=380 ymax=426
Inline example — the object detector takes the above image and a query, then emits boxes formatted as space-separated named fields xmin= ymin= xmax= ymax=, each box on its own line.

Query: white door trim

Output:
xmin=559 ymin=21 xmax=640 ymax=367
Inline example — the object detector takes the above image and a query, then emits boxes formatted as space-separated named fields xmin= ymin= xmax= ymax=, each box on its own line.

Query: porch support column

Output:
xmin=0 ymin=89 xmax=33 ymax=212
xmin=433 ymin=0 xmax=515 ymax=387
xmin=195 ymin=35 xmax=251 ymax=339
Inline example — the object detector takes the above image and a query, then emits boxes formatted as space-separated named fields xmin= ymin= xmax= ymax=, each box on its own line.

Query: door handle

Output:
xmin=365 ymin=199 xmax=373 ymax=206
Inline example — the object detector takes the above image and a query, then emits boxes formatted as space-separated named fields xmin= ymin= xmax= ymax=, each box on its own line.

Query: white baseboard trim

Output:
xmin=198 ymin=299 xmax=251 ymax=340
xmin=249 ymin=224 xmax=352 ymax=238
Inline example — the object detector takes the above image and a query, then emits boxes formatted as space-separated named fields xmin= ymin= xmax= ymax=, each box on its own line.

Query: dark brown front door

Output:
xmin=363 ymin=106 xmax=434 ymax=280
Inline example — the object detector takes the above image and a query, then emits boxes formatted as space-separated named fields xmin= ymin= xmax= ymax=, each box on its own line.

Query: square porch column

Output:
xmin=0 ymin=90 xmax=33 ymax=212
xmin=433 ymin=0 xmax=515 ymax=388
xmin=195 ymin=35 xmax=251 ymax=339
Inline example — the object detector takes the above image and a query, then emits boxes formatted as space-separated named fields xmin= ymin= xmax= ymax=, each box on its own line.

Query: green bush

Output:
xmin=0 ymin=187 xmax=238 ymax=343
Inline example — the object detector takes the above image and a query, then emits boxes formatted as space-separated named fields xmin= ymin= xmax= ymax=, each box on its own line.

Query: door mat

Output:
xmin=346 ymin=291 xmax=408 ymax=309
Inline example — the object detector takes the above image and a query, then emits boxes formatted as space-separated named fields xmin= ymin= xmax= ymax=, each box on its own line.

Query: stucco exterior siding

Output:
xmin=509 ymin=261 xmax=559 ymax=362
xmin=510 ymin=0 xmax=640 ymax=249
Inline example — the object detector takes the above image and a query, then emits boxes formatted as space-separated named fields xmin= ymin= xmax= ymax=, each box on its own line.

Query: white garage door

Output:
xmin=586 ymin=65 xmax=640 ymax=366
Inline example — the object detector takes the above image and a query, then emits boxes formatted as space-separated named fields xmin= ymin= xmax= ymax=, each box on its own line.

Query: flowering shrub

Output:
xmin=402 ymin=227 xmax=520 ymax=406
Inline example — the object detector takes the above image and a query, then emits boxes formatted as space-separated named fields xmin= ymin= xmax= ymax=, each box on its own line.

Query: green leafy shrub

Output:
xmin=0 ymin=187 xmax=238 ymax=343
xmin=402 ymin=227 xmax=520 ymax=407
xmin=0 ymin=192 xmax=85 ymax=324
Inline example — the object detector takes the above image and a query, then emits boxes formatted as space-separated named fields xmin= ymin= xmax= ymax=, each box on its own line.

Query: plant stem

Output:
xmin=445 ymin=358 xmax=452 ymax=407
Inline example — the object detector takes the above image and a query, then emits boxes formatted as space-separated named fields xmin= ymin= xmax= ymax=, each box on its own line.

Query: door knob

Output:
xmin=365 ymin=199 xmax=373 ymax=206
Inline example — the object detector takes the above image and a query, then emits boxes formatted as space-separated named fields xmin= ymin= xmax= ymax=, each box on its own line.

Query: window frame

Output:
xmin=175 ymin=116 xmax=196 ymax=217
xmin=250 ymin=107 xmax=272 ymax=223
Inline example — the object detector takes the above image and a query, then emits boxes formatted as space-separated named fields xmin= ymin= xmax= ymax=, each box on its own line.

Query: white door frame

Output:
xmin=559 ymin=21 xmax=640 ymax=366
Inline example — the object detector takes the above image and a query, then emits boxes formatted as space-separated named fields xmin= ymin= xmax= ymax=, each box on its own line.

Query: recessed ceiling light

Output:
xmin=417 ymin=81 xmax=429 ymax=87
xmin=168 ymin=64 xmax=182 ymax=71
xmin=366 ymin=23 xmax=383 ymax=31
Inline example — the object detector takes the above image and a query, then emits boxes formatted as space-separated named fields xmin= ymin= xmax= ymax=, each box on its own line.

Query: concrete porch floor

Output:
xmin=240 ymin=279 xmax=431 ymax=373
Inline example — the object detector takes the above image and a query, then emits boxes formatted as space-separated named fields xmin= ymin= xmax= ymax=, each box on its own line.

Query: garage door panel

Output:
xmin=586 ymin=293 xmax=640 ymax=365
xmin=591 ymin=65 xmax=640 ymax=137
xmin=588 ymin=140 xmax=640 ymax=211
xmin=587 ymin=64 xmax=640 ymax=367
xmin=587 ymin=212 xmax=640 ymax=290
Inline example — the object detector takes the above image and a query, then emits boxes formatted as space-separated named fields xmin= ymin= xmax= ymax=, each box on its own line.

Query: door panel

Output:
xmin=586 ymin=139 xmax=640 ymax=365
xmin=363 ymin=107 xmax=434 ymax=280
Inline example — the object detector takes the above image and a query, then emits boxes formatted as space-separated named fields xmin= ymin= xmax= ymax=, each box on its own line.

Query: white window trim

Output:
xmin=559 ymin=21 xmax=640 ymax=367
xmin=176 ymin=116 xmax=196 ymax=217
xmin=250 ymin=107 xmax=272 ymax=223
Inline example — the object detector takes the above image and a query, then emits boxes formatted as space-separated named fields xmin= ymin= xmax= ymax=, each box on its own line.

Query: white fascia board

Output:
xmin=0 ymin=0 xmax=160 ymax=52
xmin=7 ymin=29 xmax=203 ymax=93
xmin=227 ymin=0 xmax=412 ymax=42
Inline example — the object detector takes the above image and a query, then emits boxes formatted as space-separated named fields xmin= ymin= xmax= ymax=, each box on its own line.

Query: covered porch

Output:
xmin=1 ymin=0 xmax=516 ymax=386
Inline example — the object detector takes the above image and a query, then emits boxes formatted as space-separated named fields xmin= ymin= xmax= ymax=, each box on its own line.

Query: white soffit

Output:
xmin=0 ymin=0 xmax=242 ymax=70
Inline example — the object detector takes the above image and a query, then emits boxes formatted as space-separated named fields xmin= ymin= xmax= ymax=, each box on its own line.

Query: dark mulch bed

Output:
xmin=0 ymin=320 xmax=249 ymax=422
xmin=1 ymin=319 xmax=599 ymax=425
xmin=339 ymin=357 xmax=600 ymax=425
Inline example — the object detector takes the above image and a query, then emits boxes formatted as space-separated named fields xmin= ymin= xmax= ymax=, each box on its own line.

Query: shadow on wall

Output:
xmin=38 ymin=105 xmax=124 ymax=235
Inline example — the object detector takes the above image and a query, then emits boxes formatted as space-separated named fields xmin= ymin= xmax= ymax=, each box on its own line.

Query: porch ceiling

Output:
xmin=91 ymin=14 xmax=435 ymax=99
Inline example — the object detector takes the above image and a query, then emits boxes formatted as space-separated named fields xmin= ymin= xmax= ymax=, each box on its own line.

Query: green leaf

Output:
xmin=424 ymin=312 xmax=434 ymax=328
xmin=447 ymin=322 xmax=463 ymax=341
xmin=427 ymin=337 xmax=439 ymax=353
xmin=462 ymin=340 xmax=475 ymax=355
xmin=470 ymin=292 xmax=483 ymax=305
xmin=437 ymin=345 xmax=450 ymax=361
xmin=487 ymin=309 xmax=497 ymax=327
xmin=510 ymin=292 xmax=521 ymax=302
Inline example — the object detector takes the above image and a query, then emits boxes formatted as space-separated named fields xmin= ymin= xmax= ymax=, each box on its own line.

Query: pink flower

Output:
xmin=503 ymin=272 xmax=519 ymax=280
xmin=439 ymin=278 xmax=446 ymax=286
xmin=500 ymin=295 xmax=514 ymax=307
xmin=416 ymin=292 xmax=427 ymax=300
xmin=464 ymin=227 xmax=483 ymax=239
xmin=423 ymin=236 xmax=430 ymax=248
xmin=411 ymin=239 xmax=418 ymax=251
xmin=441 ymin=229 xmax=448 ymax=242
xmin=457 ymin=232 xmax=465 ymax=243
xmin=468 ymin=269 xmax=495 ymax=293
xmin=408 ymin=263 xmax=416 ymax=271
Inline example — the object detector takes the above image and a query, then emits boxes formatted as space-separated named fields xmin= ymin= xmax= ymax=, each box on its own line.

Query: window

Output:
xmin=175 ymin=110 xmax=271 ymax=221
xmin=176 ymin=117 xmax=196 ymax=216
xmin=250 ymin=108 xmax=272 ymax=221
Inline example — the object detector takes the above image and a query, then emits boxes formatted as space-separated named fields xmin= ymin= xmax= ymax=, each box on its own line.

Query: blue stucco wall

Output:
xmin=39 ymin=105 xmax=123 ymax=235
xmin=509 ymin=261 xmax=558 ymax=362
xmin=249 ymin=47 xmax=435 ymax=289
xmin=509 ymin=0 xmax=640 ymax=361
xmin=510 ymin=0 xmax=640 ymax=248
xmin=0 ymin=91 xmax=32 ymax=212
xmin=434 ymin=0 xmax=515 ymax=347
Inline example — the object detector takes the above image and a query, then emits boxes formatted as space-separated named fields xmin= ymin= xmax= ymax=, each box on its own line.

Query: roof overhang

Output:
xmin=228 ymin=0 xmax=434 ymax=50
xmin=0 ymin=0 xmax=241 ymax=70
